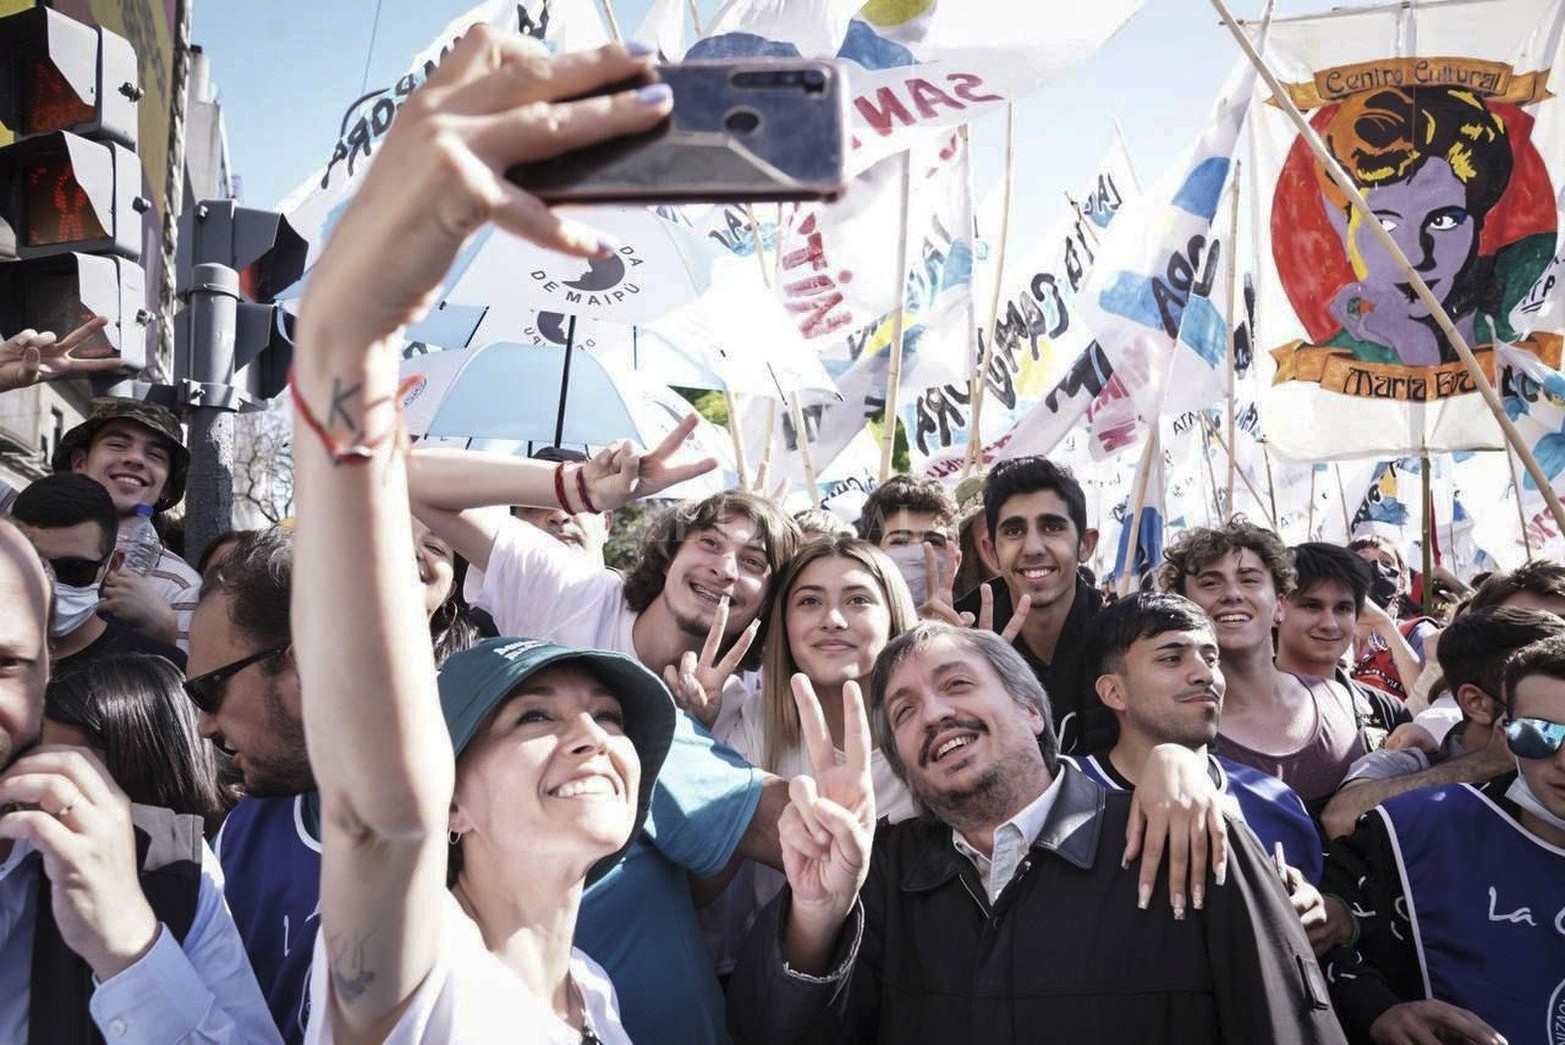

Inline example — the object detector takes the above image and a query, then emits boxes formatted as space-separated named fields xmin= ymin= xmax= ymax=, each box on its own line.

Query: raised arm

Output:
xmin=408 ymin=418 xmax=718 ymax=569
xmin=290 ymin=29 xmax=670 ymax=1041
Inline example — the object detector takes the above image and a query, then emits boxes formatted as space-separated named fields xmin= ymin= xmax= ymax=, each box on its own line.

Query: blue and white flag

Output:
xmin=1077 ymin=57 xmax=1257 ymax=429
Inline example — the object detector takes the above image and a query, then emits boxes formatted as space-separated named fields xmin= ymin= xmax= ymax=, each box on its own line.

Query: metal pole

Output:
xmin=553 ymin=315 xmax=578 ymax=449
xmin=182 ymin=262 xmax=238 ymax=565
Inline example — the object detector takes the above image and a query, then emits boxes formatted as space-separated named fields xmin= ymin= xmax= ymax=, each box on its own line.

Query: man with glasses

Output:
xmin=9 ymin=475 xmax=184 ymax=674
xmin=1321 ymin=634 xmax=1565 ymax=1045
xmin=187 ymin=527 xmax=316 ymax=1044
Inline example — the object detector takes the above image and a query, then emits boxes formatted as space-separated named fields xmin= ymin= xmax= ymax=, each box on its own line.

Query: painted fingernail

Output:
xmin=1120 ymin=855 xmax=1130 ymax=871
xmin=1173 ymin=896 xmax=1186 ymax=921
xmin=1137 ymin=884 xmax=1151 ymax=910
xmin=626 ymin=40 xmax=656 ymax=57
xmin=1215 ymin=862 xmax=1228 ymax=887
xmin=1192 ymin=887 xmax=1204 ymax=911
xmin=636 ymin=82 xmax=672 ymax=105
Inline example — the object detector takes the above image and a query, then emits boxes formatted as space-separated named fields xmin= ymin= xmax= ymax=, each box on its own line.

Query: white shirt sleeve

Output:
xmin=89 ymin=841 xmax=280 ymax=1044
xmin=474 ymin=517 xmax=620 ymax=640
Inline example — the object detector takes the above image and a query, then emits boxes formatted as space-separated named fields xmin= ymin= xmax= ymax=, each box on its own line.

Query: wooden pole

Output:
xmin=1223 ymin=162 xmax=1242 ymax=514
xmin=965 ymin=104 xmax=1015 ymax=479
xmin=788 ymin=392 xmax=820 ymax=507
xmin=879 ymin=153 xmax=913 ymax=483
xmin=685 ymin=0 xmax=702 ymax=35
xmin=597 ymin=0 xmax=624 ymax=41
xmin=1260 ymin=442 xmax=1280 ymax=528
xmin=1212 ymin=425 xmax=1278 ymax=529
xmin=1199 ymin=421 xmax=1223 ymax=524
xmin=1307 ymin=463 xmax=1318 ymax=539
xmin=1121 ymin=430 xmax=1160 ymax=595
xmin=1506 ymin=449 xmax=1535 ymax=558
xmin=1420 ymin=455 xmax=1434 ymax=613
xmin=1211 ymin=0 xmax=1565 ymax=539
xmin=1335 ymin=464 xmax=1353 ymax=537
xmin=724 ymin=390 xmax=750 ymax=488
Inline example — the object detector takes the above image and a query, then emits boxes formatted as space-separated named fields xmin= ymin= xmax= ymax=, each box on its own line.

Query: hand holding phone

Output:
xmin=507 ymin=59 xmax=848 ymax=205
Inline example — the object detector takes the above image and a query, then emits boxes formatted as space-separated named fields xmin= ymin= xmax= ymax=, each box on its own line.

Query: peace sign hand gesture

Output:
xmin=916 ymin=543 xmax=1032 ymax=643
xmin=0 ymin=318 xmax=117 ymax=393
xmin=662 ymin=594 xmax=759 ymax=730
xmin=583 ymin=413 xmax=719 ymax=513
xmin=779 ymin=674 xmax=875 ymax=949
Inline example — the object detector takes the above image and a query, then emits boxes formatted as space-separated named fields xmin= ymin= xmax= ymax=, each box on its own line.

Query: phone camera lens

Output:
xmin=725 ymin=108 xmax=761 ymax=134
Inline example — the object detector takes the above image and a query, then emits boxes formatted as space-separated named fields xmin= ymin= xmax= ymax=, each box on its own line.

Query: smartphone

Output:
xmin=507 ymin=60 xmax=848 ymax=205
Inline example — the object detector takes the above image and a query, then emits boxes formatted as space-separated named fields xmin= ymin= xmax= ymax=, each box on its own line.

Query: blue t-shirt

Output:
xmin=577 ymin=712 xmax=764 ymax=1045
xmin=214 ymin=793 xmax=322 ymax=1045
xmin=1073 ymin=752 xmax=1324 ymax=884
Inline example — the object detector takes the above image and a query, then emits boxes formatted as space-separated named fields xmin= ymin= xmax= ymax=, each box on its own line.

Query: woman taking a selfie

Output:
xmin=288 ymin=31 xmax=714 ymax=1044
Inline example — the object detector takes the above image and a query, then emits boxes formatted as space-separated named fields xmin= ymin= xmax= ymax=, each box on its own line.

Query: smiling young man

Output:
xmin=1275 ymin=543 xmax=1371 ymax=680
xmin=1081 ymin=593 xmax=1324 ymax=886
xmin=1321 ymin=633 xmax=1565 ymax=1045
xmin=953 ymin=457 xmax=1108 ymax=753
xmin=409 ymin=442 xmax=799 ymax=737
xmin=1161 ymin=522 xmax=1409 ymax=817
xmin=35 ymin=399 xmax=201 ymax=651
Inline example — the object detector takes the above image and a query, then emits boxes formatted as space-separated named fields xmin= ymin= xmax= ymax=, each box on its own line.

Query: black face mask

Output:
xmin=1368 ymin=561 xmax=1399 ymax=609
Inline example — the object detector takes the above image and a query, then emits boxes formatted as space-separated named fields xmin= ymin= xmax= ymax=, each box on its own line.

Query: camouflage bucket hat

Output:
xmin=51 ymin=398 xmax=189 ymax=512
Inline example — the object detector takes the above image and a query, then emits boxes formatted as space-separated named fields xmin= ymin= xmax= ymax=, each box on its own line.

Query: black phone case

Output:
xmin=507 ymin=60 xmax=848 ymax=205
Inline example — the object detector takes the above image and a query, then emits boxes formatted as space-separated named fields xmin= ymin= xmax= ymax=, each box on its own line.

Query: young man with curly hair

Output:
xmin=1160 ymin=522 xmax=1408 ymax=817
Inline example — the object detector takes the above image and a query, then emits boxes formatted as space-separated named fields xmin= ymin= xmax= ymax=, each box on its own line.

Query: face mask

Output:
xmin=1506 ymin=772 xmax=1565 ymax=835
xmin=50 ymin=582 xmax=100 ymax=639
xmin=882 ymin=544 xmax=950 ymax=608
xmin=1368 ymin=561 xmax=1399 ymax=609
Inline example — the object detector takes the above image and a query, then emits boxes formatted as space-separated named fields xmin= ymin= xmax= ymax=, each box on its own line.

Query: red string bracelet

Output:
xmin=553 ymin=462 xmax=574 ymax=513
xmin=575 ymin=464 xmax=599 ymax=514
xmin=288 ymin=367 xmax=418 ymax=465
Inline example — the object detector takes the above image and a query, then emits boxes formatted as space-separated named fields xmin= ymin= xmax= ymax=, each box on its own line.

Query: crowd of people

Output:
xmin=0 ymin=32 xmax=1557 ymax=1045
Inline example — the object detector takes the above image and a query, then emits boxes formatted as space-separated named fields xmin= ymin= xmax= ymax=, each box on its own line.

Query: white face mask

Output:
xmin=882 ymin=543 xmax=950 ymax=608
xmin=1506 ymin=771 xmax=1565 ymax=834
xmin=50 ymin=582 xmax=100 ymax=639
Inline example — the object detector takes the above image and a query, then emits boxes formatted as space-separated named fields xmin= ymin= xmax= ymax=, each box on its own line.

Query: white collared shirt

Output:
xmin=952 ymin=772 xmax=1066 ymax=903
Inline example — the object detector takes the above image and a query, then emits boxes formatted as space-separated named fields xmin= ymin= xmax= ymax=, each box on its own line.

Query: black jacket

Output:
xmin=955 ymin=572 xmax=1112 ymax=754
xmin=728 ymin=764 xmax=1346 ymax=1045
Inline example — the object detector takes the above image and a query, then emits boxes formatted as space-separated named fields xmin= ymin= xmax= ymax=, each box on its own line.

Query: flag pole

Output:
xmin=743 ymin=201 xmax=818 ymax=497
xmin=966 ymin=105 xmax=1016 ymax=480
xmin=1506 ymin=449 xmax=1535 ymax=558
xmin=686 ymin=0 xmax=702 ymax=35
xmin=597 ymin=0 xmax=624 ymax=41
xmin=1260 ymin=441 xmax=1280 ymax=527
xmin=1421 ymin=454 xmax=1435 ymax=612
xmin=1199 ymin=420 xmax=1223 ymax=524
xmin=1334 ymin=463 xmax=1352 ymax=537
xmin=1213 ymin=425 xmax=1278 ymax=529
xmin=879 ymin=153 xmax=914 ymax=483
xmin=1307 ymin=463 xmax=1318 ymax=538
xmin=1223 ymin=161 xmax=1242 ymax=513
xmin=1211 ymin=0 xmax=1565 ymax=539
xmin=1121 ymin=429 xmax=1159 ymax=595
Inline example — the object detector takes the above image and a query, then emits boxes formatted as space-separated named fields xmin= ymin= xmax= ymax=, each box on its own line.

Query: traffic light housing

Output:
xmin=0 ymin=8 xmax=147 ymax=376
xmin=0 ymin=6 xmax=140 ymax=146
xmin=176 ymin=200 xmax=308 ymax=404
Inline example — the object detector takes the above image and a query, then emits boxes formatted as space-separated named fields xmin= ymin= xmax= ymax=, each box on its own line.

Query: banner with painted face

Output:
xmin=689 ymin=0 xmax=1142 ymax=176
xmin=1246 ymin=0 xmax=1565 ymax=458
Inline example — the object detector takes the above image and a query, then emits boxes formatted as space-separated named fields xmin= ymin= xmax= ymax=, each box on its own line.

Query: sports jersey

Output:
xmin=1323 ymin=773 xmax=1565 ymax=1043
xmin=213 ymin=794 xmax=321 ymax=1045
xmin=1073 ymin=752 xmax=1324 ymax=884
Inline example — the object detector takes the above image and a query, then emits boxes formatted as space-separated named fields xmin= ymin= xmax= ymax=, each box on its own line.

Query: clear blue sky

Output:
xmin=192 ymin=0 xmax=1343 ymax=238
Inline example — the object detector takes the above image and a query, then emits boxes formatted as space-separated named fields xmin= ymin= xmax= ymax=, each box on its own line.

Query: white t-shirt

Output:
xmin=304 ymin=892 xmax=628 ymax=1045
xmin=476 ymin=516 xmax=749 ymax=737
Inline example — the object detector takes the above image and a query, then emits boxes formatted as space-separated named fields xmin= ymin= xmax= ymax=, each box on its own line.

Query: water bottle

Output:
xmin=117 ymin=504 xmax=162 ymax=577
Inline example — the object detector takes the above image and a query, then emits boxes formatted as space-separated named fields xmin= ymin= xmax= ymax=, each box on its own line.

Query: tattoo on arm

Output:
xmin=327 ymin=378 xmax=363 ymax=435
xmin=327 ymin=929 xmax=377 ymax=1003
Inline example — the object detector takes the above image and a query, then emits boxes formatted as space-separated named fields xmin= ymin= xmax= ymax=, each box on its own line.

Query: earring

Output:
xmin=448 ymin=830 xmax=461 ymax=846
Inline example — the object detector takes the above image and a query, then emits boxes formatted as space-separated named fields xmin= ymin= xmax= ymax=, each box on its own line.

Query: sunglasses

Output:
xmin=1505 ymin=717 xmax=1565 ymax=760
xmin=184 ymin=642 xmax=290 ymax=715
xmin=48 ymin=555 xmax=109 ymax=587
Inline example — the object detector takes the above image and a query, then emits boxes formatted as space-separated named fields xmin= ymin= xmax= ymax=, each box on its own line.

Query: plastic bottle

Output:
xmin=117 ymin=504 xmax=162 ymax=577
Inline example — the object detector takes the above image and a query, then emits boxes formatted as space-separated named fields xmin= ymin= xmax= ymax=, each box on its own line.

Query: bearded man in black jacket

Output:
xmin=728 ymin=621 xmax=1347 ymax=1045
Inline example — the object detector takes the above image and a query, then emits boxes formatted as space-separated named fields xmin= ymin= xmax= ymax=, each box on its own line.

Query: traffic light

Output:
xmin=0 ymin=8 xmax=147 ymax=372
xmin=176 ymin=199 xmax=307 ymax=404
